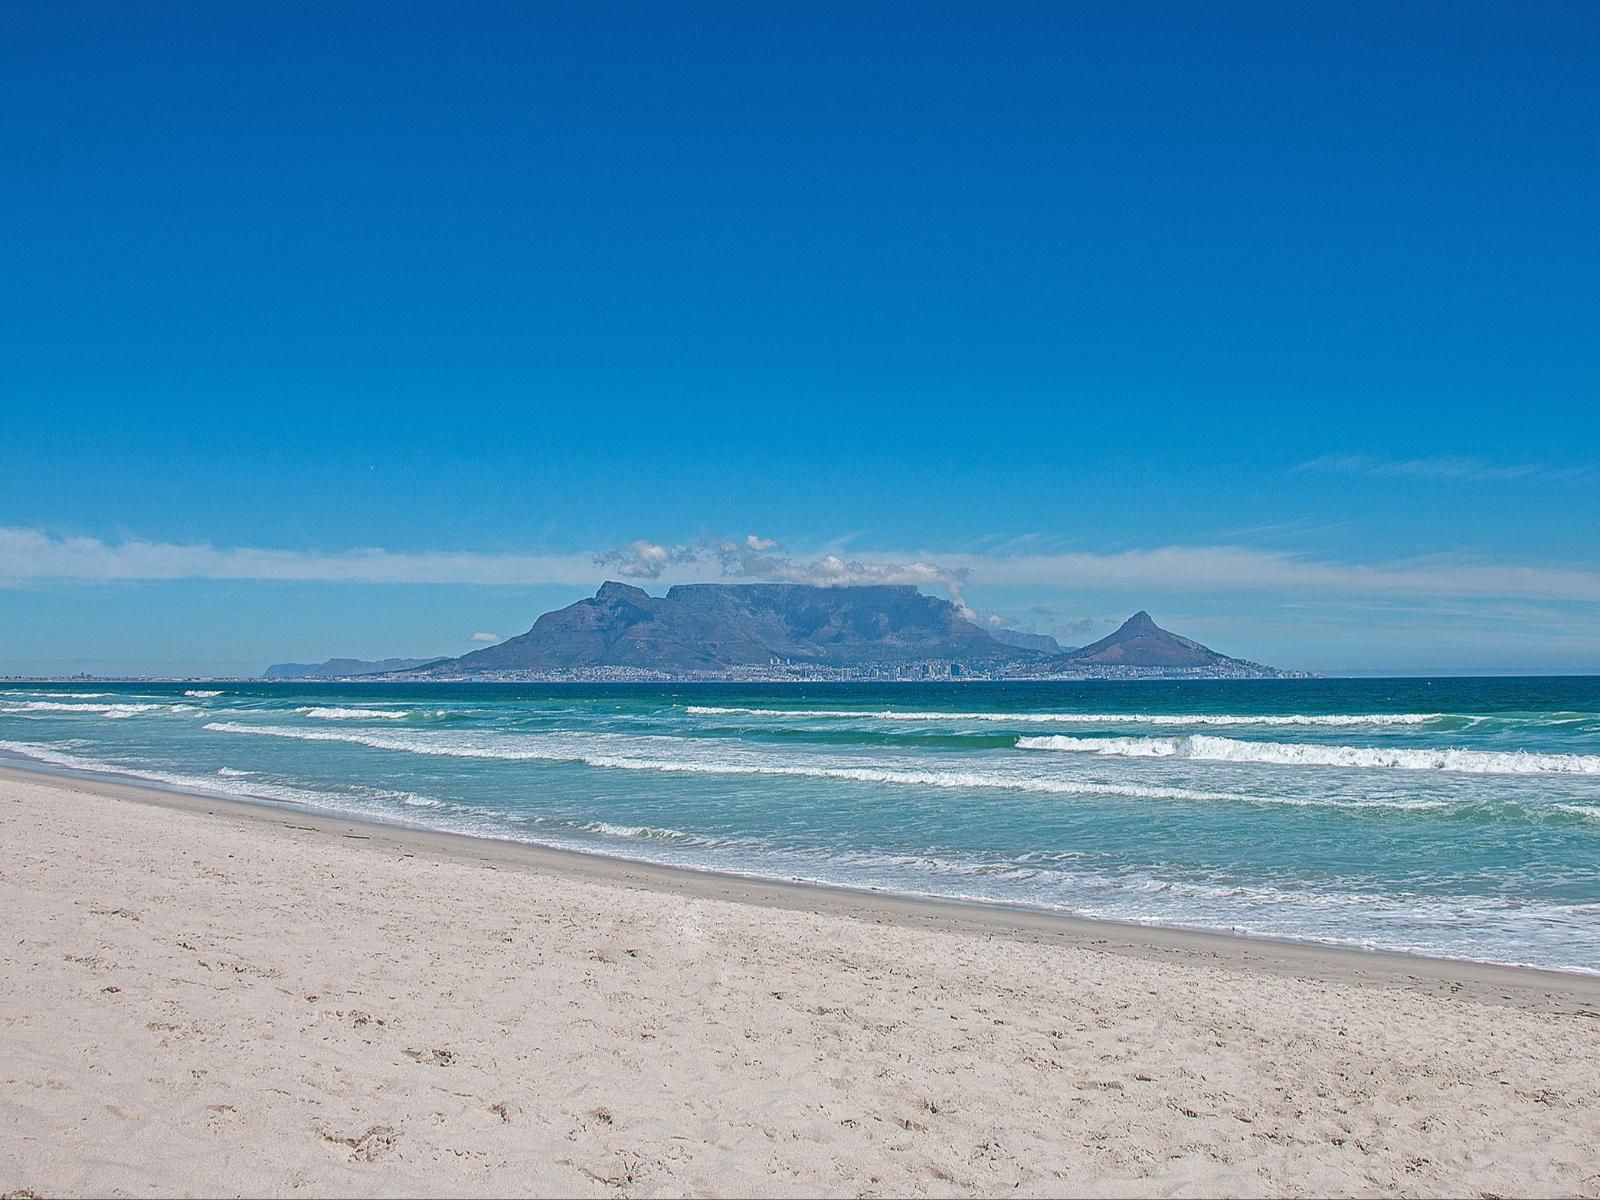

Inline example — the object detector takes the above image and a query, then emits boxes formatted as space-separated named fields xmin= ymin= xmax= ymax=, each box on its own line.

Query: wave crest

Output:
xmin=0 ymin=701 xmax=197 ymax=719
xmin=685 ymin=705 xmax=1441 ymax=728
xmin=1017 ymin=733 xmax=1600 ymax=775
xmin=296 ymin=706 xmax=411 ymax=721
xmin=199 ymin=722 xmax=1458 ymax=811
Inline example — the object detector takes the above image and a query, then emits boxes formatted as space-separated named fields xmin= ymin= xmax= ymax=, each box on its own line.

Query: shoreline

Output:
xmin=5 ymin=759 xmax=1597 ymax=1008
xmin=7 ymin=760 xmax=1600 ymax=1196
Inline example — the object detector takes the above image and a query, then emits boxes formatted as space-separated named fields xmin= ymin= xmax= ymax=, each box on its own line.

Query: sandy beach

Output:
xmin=2 ymin=765 xmax=1598 ymax=1198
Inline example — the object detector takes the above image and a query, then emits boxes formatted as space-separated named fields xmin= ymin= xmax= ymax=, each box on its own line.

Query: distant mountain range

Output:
xmin=262 ymin=583 xmax=1298 ymax=680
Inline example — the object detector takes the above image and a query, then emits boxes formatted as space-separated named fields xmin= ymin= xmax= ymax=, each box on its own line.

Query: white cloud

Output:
xmin=590 ymin=535 xmax=976 ymax=603
xmin=591 ymin=539 xmax=701 ymax=579
xmin=712 ymin=538 xmax=971 ymax=596
xmin=469 ymin=632 xmax=503 ymax=643
xmin=3 ymin=526 xmax=1599 ymax=605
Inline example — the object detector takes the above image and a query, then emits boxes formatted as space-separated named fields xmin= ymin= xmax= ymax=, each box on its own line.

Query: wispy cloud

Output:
xmin=1058 ymin=616 xmax=1115 ymax=642
xmin=0 ymin=527 xmax=603 ymax=587
xmin=468 ymin=631 xmax=503 ymax=644
xmin=1292 ymin=453 xmax=1595 ymax=483
xmin=1214 ymin=518 xmax=1350 ymax=543
xmin=5 ymin=527 xmax=1600 ymax=605
xmin=959 ymin=545 xmax=1600 ymax=603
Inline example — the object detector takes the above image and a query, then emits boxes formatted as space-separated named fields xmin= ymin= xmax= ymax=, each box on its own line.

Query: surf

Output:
xmin=685 ymin=704 xmax=1444 ymax=727
xmin=1017 ymin=733 xmax=1600 ymax=775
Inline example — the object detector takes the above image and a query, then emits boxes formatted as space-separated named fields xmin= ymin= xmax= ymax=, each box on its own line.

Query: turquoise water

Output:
xmin=3 ymin=678 xmax=1598 ymax=972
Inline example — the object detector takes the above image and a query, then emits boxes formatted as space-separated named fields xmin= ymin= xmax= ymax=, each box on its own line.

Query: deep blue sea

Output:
xmin=3 ymin=678 xmax=1598 ymax=972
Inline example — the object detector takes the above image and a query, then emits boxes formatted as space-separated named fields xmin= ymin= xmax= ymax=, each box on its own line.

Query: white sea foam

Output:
xmin=215 ymin=767 xmax=255 ymax=777
xmin=296 ymin=706 xmax=411 ymax=721
xmin=0 ymin=701 xmax=197 ymax=719
xmin=1018 ymin=733 xmax=1600 ymax=775
xmin=371 ymin=789 xmax=447 ymax=808
xmin=684 ymin=705 xmax=1442 ymax=728
xmin=184 ymin=690 xmax=224 ymax=698
xmin=579 ymin=820 xmax=708 ymax=844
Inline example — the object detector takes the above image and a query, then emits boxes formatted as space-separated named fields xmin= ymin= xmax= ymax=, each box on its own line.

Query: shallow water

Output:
xmin=3 ymin=677 xmax=1598 ymax=972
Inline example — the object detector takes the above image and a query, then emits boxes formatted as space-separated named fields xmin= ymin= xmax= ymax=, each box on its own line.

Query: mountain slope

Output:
xmin=990 ymin=628 xmax=1065 ymax=654
xmin=1068 ymin=611 xmax=1218 ymax=667
xmin=1027 ymin=611 xmax=1282 ymax=675
xmin=435 ymin=581 xmax=1027 ymax=675
xmin=265 ymin=592 xmax=1297 ymax=680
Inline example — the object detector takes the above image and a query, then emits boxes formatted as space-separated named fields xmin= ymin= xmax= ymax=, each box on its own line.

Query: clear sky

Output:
xmin=3 ymin=1 xmax=1597 ymax=676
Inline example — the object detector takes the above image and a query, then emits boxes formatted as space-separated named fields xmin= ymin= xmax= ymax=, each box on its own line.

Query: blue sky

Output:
xmin=2 ymin=1 xmax=1597 ymax=675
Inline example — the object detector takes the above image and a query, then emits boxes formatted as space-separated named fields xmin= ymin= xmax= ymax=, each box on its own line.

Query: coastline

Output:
xmin=4 ymin=760 xmax=1596 ymax=1006
xmin=6 ymin=762 xmax=1600 ymax=1197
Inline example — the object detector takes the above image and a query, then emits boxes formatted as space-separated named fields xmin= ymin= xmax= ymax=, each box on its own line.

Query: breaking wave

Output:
xmin=578 ymin=820 xmax=710 ymax=844
xmin=201 ymin=721 xmax=1266 ymax=803
xmin=200 ymin=721 xmax=1454 ymax=811
xmin=0 ymin=701 xmax=198 ymax=719
xmin=685 ymin=705 xmax=1442 ymax=728
xmin=1017 ymin=734 xmax=1600 ymax=776
xmin=297 ymin=706 xmax=411 ymax=721
xmin=184 ymin=690 xmax=224 ymax=698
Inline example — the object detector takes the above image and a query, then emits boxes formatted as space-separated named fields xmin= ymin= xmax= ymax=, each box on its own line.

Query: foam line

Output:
xmin=296 ymin=706 xmax=411 ymax=720
xmin=1017 ymin=733 xmax=1600 ymax=775
xmin=685 ymin=705 xmax=1442 ymax=727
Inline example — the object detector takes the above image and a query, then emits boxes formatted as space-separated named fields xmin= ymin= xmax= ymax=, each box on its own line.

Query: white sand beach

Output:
xmin=3 ymin=764 xmax=1598 ymax=1198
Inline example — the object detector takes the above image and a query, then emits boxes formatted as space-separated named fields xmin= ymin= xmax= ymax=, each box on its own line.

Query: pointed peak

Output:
xmin=595 ymin=581 xmax=651 ymax=603
xmin=1121 ymin=610 xmax=1159 ymax=631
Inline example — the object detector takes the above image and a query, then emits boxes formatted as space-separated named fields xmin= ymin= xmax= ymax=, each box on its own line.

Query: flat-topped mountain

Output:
xmin=262 ymin=587 xmax=1298 ymax=680
xmin=435 ymin=581 xmax=1022 ymax=675
xmin=1023 ymin=611 xmax=1285 ymax=677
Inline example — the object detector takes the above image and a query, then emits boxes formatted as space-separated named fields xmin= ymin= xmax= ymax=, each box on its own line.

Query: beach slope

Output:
xmin=2 ymin=768 xmax=1597 ymax=1198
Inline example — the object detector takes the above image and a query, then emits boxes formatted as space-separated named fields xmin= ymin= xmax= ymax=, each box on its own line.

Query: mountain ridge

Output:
xmin=1020 ymin=611 xmax=1283 ymax=677
xmin=260 ymin=585 xmax=1300 ymax=680
xmin=436 ymin=581 xmax=1019 ymax=676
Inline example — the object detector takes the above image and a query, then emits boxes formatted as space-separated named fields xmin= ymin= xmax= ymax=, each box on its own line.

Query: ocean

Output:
xmin=3 ymin=677 xmax=1598 ymax=973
